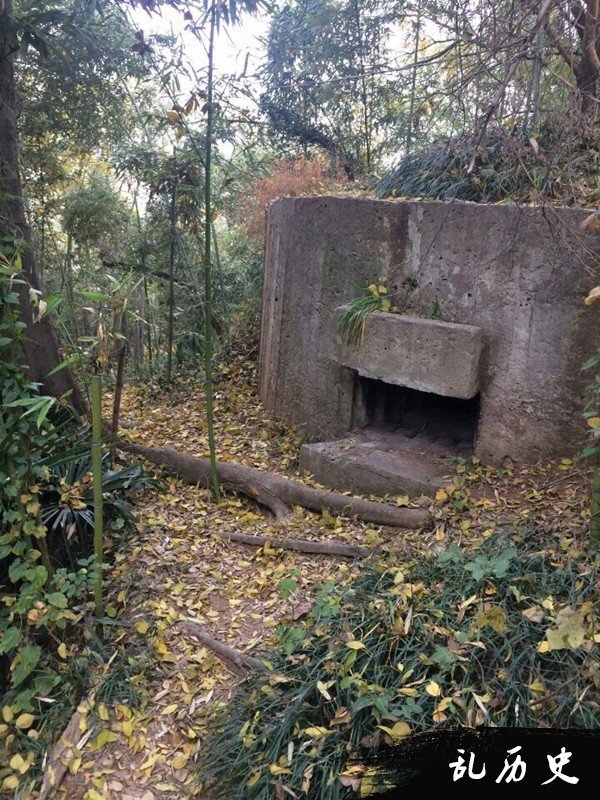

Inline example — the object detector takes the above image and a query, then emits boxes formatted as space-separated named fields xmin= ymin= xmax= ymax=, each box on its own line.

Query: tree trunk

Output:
xmin=182 ymin=620 xmax=266 ymax=672
xmin=0 ymin=4 xmax=85 ymax=413
xmin=554 ymin=0 xmax=600 ymax=114
xmin=111 ymin=343 xmax=127 ymax=439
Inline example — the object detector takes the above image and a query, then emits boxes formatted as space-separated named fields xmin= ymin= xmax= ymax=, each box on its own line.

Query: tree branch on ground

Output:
xmin=119 ymin=440 xmax=429 ymax=529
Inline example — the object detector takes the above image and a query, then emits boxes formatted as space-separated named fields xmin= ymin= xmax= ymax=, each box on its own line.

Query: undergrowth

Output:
xmin=378 ymin=121 xmax=600 ymax=206
xmin=199 ymin=528 xmax=599 ymax=799
xmin=0 ymin=253 xmax=155 ymax=792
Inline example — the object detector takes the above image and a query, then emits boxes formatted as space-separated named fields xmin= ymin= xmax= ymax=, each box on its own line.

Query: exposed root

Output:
xmin=121 ymin=441 xmax=429 ymax=529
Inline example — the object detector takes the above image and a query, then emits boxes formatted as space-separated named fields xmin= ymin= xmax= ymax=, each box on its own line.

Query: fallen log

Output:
xmin=121 ymin=441 xmax=429 ymax=529
xmin=182 ymin=619 xmax=266 ymax=671
xmin=212 ymin=529 xmax=370 ymax=558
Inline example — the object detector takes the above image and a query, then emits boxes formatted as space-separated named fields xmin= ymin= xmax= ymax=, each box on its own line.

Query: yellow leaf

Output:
xmin=269 ymin=763 xmax=291 ymax=775
xmin=584 ymin=286 xmax=600 ymax=306
xmin=330 ymin=706 xmax=351 ymax=725
xmin=247 ymin=771 xmax=262 ymax=787
xmin=94 ymin=730 xmax=119 ymax=749
xmin=136 ymin=620 xmax=149 ymax=635
xmin=2 ymin=776 xmax=19 ymax=791
xmin=2 ymin=706 xmax=14 ymax=723
xmin=398 ymin=687 xmax=419 ymax=697
xmin=346 ymin=640 xmax=365 ymax=650
xmin=545 ymin=608 xmax=585 ymax=650
xmin=425 ymin=681 xmax=441 ymax=697
xmin=15 ymin=713 xmax=35 ymax=730
xmin=58 ymin=642 xmax=68 ymax=659
xmin=69 ymin=756 xmax=82 ymax=775
xmin=86 ymin=790 xmax=105 ymax=800
xmin=435 ymin=489 xmax=448 ymax=502
xmin=304 ymin=726 xmax=330 ymax=739
xmin=162 ymin=704 xmax=178 ymax=715
xmin=377 ymin=721 xmax=411 ymax=741
xmin=586 ymin=417 xmax=600 ymax=428
xmin=122 ymin=720 xmax=133 ymax=738
xmin=316 ymin=680 xmax=332 ymax=701
xmin=97 ymin=703 xmax=109 ymax=721
xmin=9 ymin=753 xmax=30 ymax=774
xmin=522 ymin=605 xmax=544 ymax=623
xmin=172 ymin=752 xmax=190 ymax=770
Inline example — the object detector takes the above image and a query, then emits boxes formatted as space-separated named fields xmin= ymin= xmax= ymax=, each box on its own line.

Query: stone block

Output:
xmin=332 ymin=307 xmax=483 ymax=399
xmin=299 ymin=429 xmax=457 ymax=498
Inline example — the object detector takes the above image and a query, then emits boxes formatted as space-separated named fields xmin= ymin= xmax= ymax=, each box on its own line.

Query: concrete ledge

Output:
xmin=332 ymin=307 xmax=483 ymax=399
xmin=299 ymin=430 xmax=457 ymax=498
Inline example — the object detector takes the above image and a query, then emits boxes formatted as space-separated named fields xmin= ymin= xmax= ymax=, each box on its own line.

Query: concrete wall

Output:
xmin=259 ymin=196 xmax=600 ymax=459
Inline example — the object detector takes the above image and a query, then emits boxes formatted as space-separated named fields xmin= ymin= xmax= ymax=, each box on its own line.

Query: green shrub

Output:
xmin=0 ymin=251 xmax=153 ymax=788
xmin=199 ymin=530 xmax=598 ymax=799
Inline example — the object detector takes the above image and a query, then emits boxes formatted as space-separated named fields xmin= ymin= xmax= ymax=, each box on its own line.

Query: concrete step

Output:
xmin=299 ymin=428 xmax=466 ymax=498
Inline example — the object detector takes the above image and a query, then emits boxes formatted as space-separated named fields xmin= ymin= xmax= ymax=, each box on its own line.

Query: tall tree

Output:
xmin=0 ymin=1 xmax=85 ymax=412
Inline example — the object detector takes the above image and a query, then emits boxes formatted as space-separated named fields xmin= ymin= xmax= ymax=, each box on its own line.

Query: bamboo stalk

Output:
xmin=91 ymin=374 xmax=104 ymax=633
xmin=203 ymin=3 xmax=221 ymax=502
xmin=166 ymin=164 xmax=177 ymax=385
xmin=111 ymin=343 xmax=127 ymax=460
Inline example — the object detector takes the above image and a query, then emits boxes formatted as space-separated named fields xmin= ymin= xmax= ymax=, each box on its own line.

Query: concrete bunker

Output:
xmin=259 ymin=196 xmax=600 ymax=498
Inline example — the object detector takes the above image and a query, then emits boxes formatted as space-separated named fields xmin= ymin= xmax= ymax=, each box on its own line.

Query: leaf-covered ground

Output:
xmin=46 ymin=354 xmax=595 ymax=800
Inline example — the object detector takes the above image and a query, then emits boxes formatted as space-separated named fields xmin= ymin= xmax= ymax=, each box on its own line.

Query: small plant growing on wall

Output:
xmin=338 ymin=278 xmax=396 ymax=347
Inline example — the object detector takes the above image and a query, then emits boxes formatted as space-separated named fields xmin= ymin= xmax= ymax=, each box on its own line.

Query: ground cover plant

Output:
xmin=1 ymin=0 xmax=599 ymax=797
xmin=199 ymin=527 xmax=598 ymax=798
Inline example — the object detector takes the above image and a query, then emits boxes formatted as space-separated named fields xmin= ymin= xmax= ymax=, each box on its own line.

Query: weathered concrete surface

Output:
xmin=299 ymin=429 xmax=458 ymax=497
xmin=260 ymin=197 xmax=600 ymax=460
xmin=332 ymin=307 xmax=483 ymax=399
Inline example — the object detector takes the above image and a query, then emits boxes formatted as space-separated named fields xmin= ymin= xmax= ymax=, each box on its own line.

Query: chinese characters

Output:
xmin=449 ymin=746 xmax=579 ymax=785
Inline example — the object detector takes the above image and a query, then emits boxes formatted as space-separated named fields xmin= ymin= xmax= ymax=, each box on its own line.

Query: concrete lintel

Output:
xmin=332 ymin=307 xmax=484 ymax=399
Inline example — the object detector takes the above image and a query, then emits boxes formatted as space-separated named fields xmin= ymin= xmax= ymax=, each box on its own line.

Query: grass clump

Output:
xmin=377 ymin=124 xmax=600 ymax=206
xmin=198 ymin=529 xmax=598 ymax=799
xmin=338 ymin=280 xmax=394 ymax=348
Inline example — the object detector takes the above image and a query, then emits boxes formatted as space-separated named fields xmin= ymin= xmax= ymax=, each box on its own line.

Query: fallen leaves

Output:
xmin=23 ymin=361 xmax=593 ymax=800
